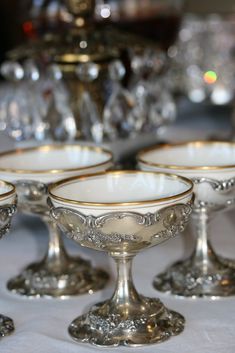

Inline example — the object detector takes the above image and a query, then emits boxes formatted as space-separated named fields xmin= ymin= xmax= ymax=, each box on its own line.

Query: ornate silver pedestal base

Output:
xmin=153 ymin=207 xmax=235 ymax=298
xmin=68 ymin=297 xmax=185 ymax=347
xmin=7 ymin=257 xmax=109 ymax=298
xmin=153 ymin=252 xmax=235 ymax=298
xmin=0 ymin=315 xmax=14 ymax=338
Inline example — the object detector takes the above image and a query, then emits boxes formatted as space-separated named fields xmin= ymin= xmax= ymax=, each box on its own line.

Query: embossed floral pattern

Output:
xmin=0 ymin=205 xmax=17 ymax=238
xmin=51 ymin=203 xmax=192 ymax=250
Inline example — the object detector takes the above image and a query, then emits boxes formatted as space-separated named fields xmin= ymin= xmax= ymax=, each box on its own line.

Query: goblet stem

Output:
xmin=42 ymin=215 xmax=69 ymax=271
xmin=111 ymin=254 xmax=142 ymax=312
xmin=191 ymin=209 xmax=217 ymax=270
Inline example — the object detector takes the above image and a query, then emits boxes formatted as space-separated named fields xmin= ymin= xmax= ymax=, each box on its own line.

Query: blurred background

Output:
xmin=1 ymin=0 xmax=235 ymax=160
xmin=1 ymin=0 xmax=234 ymax=63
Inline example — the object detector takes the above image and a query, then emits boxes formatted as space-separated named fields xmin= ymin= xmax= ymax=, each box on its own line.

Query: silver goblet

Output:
xmin=0 ymin=145 xmax=112 ymax=298
xmin=138 ymin=141 xmax=235 ymax=297
xmin=0 ymin=180 xmax=17 ymax=338
xmin=49 ymin=170 xmax=194 ymax=347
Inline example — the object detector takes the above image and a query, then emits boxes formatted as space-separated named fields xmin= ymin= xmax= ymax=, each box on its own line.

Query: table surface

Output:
xmin=0 ymin=100 xmax=235 ymax=353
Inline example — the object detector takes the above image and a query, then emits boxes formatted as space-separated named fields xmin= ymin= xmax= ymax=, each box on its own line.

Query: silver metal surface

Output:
xmin=0 ymin=315 xmax=14 ymax=338
xmin=50 ymin=201 xmax=192 ymax=347
xmin=0 ymin=203 xmax=17 ymax=338
xmin=154 ymin=177 xmax=235 ymax=298
xmin=0 ymin=204 xmax=17 ymax=238
xmin=7 ymin=180 xmax=109 ymax=298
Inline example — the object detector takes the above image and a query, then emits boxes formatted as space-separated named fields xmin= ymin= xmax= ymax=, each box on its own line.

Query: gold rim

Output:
xmin=49 ymin=170 xmax=194 ymax=207
xmin=0 ymin=145 xmax=113 ymax=174
xmin=137 ymin=141 xmax=235 ymax=170
xmin=0 ymin=180 xmax=16 ymax=199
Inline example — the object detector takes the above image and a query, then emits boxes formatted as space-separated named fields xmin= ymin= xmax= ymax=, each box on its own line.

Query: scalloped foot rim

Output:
xmin=7 ymin=257 xmax=109 ymax=298
xmin=68 ymin=298 xmax=185 ymax=347
xmin=0 ymin=315 xmax=14 ymax=338
xmin=154 ymin=257 xmax=235 ymax=298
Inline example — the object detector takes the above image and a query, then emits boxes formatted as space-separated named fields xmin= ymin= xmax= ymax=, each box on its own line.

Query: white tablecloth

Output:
xmin=0 ymin=102 xmax=234 ymax=352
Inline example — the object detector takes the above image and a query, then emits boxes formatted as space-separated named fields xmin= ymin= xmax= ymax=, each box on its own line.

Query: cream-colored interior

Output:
xmin=141 ymin=143 xmax=235 ymax=168
xmin=52 ymin=172 xmax=191 ymax=204
xmin=0 ymin=146 xmax=111 ymax=171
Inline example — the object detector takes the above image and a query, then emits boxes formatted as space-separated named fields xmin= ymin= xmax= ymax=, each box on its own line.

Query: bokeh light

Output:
xmin=203 ymin=70 xmax=217 ymax=84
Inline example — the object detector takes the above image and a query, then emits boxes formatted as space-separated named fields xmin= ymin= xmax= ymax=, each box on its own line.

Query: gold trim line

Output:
xmin=137 ymin=141 xmax=235 ymax=170
xmin=0 ymin=144 xmax=113 ymax=174
xmin=49 ymin=170 xmax=194 ymax=207
xmin=0 ymin=180 xmax=16 ymax=200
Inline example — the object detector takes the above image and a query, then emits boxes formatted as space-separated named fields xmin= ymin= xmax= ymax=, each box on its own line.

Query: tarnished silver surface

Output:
xmin=7 ymin=217 xmax=109 ymax=297
xmin=193 ymin=176 xmax=235 ymax=192
xmin=154 ymin=177 xmax=235 ymax=298
xmin=51 ymin=203 xmax=192 ymax=253
xmin=15 ymin=180 xmax=48 ymax=215
xmin=0 ymin=204 xmax=17 ymax=238
xmin=0 ymin=203 xmax=16 ymax=338
xmin=69 ymin=298 xmax=184 ymax=347
xmin=7 ymin=181 xmax=109 ymax=298
xmin=51 ymin=202 xmax=192 ymax=347
xmin=154 ymin=210 xmax=235 ymax=297
xmin=0 ymin=315 xmax=14 ymax=338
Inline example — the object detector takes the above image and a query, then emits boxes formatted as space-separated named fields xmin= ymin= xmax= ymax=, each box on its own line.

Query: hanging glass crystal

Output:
xmin=0 ymin=0 xmax=176 ymax=143
xmin=47 ymin=89 xmax=77 ymax=141
xmin=76 ymin=62 xmax=99 ymax=82
xmin=103 ymin=87 xmax=137 ymax=138
xmin=78 ymin=91 xmax=103 ymax=143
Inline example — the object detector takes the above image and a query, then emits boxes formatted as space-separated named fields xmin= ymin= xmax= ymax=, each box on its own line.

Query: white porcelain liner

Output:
xmin=0 ymin=145 xmax=113 ymax=183
xmin=49 ymin=171 xmax=193 ymax=215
